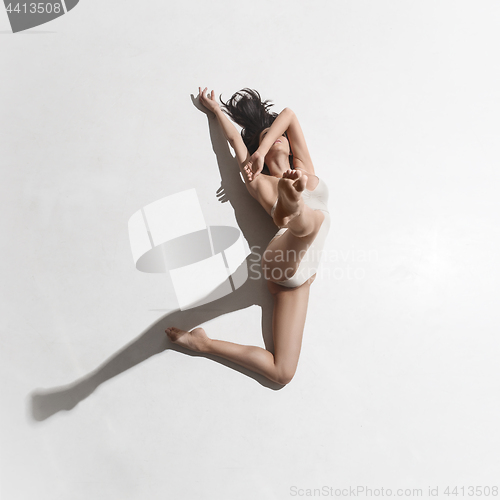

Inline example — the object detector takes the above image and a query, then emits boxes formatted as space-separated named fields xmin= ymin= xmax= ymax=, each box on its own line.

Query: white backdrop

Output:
xmin=1 ymin=1 xmax=499 ymax=499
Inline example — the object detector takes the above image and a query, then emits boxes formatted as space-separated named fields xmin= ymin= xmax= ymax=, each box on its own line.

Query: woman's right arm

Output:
xmin=199 ymin=87 xmax=251 ymax=174
xmin=256 ymin=107 xmax=316 ymax=176
xmin=198 ymin=87 xmax=277 ymax=212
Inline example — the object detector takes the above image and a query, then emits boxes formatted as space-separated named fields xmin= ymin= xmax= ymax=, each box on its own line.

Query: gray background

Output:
xmin=1 ymin=1 xmax=499 ymax=499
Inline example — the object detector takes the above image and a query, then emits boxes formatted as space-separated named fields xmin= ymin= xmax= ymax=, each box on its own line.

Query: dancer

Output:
xmin=166 ymin=87 xmax=330 ymax=385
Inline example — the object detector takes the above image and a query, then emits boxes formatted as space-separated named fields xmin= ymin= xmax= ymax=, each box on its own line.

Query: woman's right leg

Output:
xmin=272 ymin=169 xmax=318 ymax=237
xmin=263 ymin=206 xmax=324 ymax=283
xmin=264 ymin=169 xmax=325 ymax=282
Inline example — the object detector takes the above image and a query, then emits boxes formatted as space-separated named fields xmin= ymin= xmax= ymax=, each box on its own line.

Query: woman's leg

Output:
xmin=166 ymin=275 xmax=315 ymax=385
xmin=264 ymin=169 xmax=325 ymax=282
xmin=165 ymin=171 xmax=321 ymax=383
xmin=272 ymin=169 xmax=319 ymax=237
xmin=262 ymin=209 xmax=324 ymax=283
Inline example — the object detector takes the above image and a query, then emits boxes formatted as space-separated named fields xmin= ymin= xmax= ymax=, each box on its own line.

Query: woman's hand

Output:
xmin=244 ymin=151 xmax=265 ymax=182
xmin=199 ymin=87 xmax=220 ymax=114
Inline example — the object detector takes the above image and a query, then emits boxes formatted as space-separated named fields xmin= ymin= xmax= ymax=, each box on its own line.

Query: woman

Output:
xmin=166 ymin=87 xmax=330 ymax=385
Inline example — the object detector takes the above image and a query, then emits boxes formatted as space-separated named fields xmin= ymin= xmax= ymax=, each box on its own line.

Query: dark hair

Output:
xmin=220 ymin=88 xmax=293 ymax=175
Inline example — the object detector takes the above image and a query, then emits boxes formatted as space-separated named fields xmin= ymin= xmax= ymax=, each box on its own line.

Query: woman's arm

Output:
xmin=257 ymin=107 xmax=295 ymax=156
xmin=199 ymin=87 xmax=251 ymax=169
xmin=249 ymin=107 xmax=315 ymax=178
xmin=199 ymin=87 xmax=278 ymax=212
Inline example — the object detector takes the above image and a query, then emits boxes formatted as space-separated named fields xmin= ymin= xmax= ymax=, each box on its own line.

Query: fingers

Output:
xmin=198 ymin=87 xmax=218 ymax=112
xmin=199 ymin=87 xmax=214 ymax=100
xmin=243 ymin=163 xmax=254 ymax=181
xmin=198 ymin=87 xmax=208 ymax=101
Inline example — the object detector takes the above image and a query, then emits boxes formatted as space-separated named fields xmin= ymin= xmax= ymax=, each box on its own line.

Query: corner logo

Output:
xmin=128 ymin=189 xmax=251 ymax=311
xmin=3 ymin=0 xmax=79 ymax=33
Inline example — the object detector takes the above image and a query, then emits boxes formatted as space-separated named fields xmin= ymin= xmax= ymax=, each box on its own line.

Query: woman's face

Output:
xmin=259 ymin=128 xmax=290 ymax=155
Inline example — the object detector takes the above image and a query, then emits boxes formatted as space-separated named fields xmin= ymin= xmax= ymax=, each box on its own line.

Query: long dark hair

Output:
xmin=220 ymin=88 xmax=293 ymax=175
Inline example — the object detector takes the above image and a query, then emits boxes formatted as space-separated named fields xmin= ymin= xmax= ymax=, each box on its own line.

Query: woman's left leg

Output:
xmin=166 ymin=275 xmax=315 ymax=385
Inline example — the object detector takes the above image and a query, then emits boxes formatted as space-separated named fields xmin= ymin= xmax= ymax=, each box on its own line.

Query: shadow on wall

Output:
xmin=29 ymin=94 xmax=284 ymax=422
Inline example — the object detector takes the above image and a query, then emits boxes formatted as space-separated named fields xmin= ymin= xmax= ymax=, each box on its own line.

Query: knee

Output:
xmin=273 ymin=367 xmax=296 ymax=386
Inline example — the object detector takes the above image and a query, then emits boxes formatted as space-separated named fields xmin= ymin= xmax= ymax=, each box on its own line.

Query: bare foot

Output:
xmin=273 ymin=169 xmax=308 ymax=228
xmin=165 ymin=326 xmax=210 ymax=353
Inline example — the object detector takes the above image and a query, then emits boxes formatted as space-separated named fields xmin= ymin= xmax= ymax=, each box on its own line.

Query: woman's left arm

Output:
xmin=257 ymin=107 xmax=295 ymax=156
xmin=248 ymin=108 xmax=316 ymax=179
